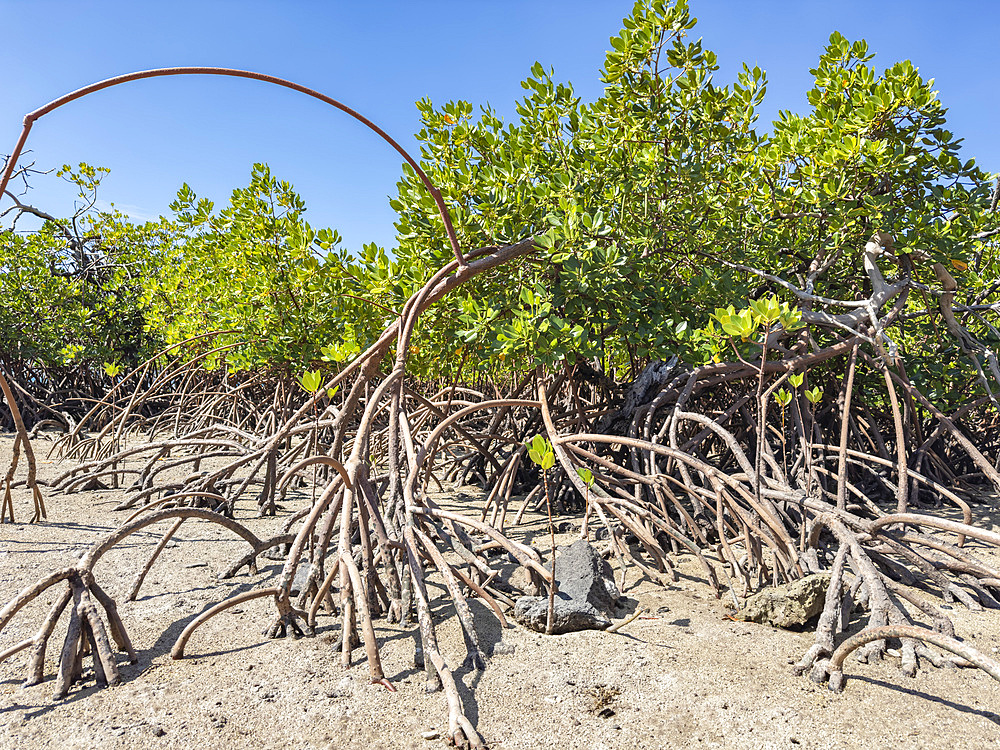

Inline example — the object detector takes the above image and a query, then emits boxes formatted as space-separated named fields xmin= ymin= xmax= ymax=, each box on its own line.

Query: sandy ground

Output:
xmin=2 ymin=434 xmax=1000 ymax=750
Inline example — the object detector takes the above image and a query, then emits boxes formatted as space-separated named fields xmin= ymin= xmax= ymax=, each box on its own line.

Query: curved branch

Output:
xmin=0 ymin=67 xmax=465 ymax=265
xmin=79 ymin=508 xmax=265 ymax=571
xmin=827 ymin=625 xmax=1000 ymax=691
xmin=171 ymin=587 xmax=280 ymax=659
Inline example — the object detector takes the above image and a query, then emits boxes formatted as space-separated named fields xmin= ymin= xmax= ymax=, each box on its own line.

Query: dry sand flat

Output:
xmin=2 ymin=435 xmax=1000 ymax=749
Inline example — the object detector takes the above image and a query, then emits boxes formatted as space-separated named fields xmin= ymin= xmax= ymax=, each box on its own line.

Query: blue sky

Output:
xmin=2 ymin=1 xmax=997 ymax=252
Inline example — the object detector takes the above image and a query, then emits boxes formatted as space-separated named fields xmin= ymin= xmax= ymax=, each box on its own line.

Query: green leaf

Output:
xmin=575 ymin=467 xmax=595 ymax=486
xmin=298 ymin=369 xmax=323 ymax=393
xmin=529 ymin=434 xmax=548 ymax=455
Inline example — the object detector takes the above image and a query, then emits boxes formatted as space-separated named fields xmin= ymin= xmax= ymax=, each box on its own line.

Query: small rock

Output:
xmin=736 ymin=573 xmax=831 ymax=629
xmin=150 ymin=726 xmax=166 ymax=737
xmin=290 ymin=563 xmax=312 ymax=598
xmin=421 ymin=730 xmax=440 ymax=740
xmin=513 ymin=540 xmax=621 ymax=634
xmin=488 ymin=641 xmax=515 ymax=656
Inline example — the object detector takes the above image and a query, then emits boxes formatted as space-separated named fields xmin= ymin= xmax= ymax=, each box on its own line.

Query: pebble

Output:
xmin=490 ymin=642 xmax=515 ymax=656
xmin=421 ymin=730 xmax=440 ymax=740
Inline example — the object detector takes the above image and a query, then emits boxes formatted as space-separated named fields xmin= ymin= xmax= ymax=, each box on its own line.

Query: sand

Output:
xmin=2 ymin=434 xmax=1000 ymax=750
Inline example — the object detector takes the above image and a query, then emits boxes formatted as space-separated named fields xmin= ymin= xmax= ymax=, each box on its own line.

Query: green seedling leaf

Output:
xmin=298 ymin=369 xmax=323 ymax=393
xmin=805 ymin=386 xmax=824 ymax=404
xmin=529 ymin=434 xmax=549 ymax=455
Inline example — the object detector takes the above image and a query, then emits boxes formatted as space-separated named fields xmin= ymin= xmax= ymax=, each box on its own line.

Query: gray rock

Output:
xmin=513 ymin=540 xmax=621 ymax=634
xmin=736 ymin=573 xmax=831 ymax=628
xmin=289 ymin=562 xmax=312 ymax=598
xmin=488 ymin=641 xmax=515 ymax=656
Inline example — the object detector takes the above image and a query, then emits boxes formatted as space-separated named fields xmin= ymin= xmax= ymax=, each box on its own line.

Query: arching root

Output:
xmin=824 ymin=625 xmax=1000 ymax=692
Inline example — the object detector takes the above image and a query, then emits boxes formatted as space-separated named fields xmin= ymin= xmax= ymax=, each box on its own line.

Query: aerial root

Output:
xmin=220 ymin=532 xmax=298 ymax=579
xmin=172 ymin=587 xmax=281 ymax=658
xmin=0 ymin=372 xmax=47 ymax=524
xmin=264 ymin=593 xmax=312 ymax=639
xmin=128 ymin=517 xmax=186 ymax=600
xmin=0 ymin=508 xmax=278 ymax=696
xmin=0 ymin=569 xmax=136 ymax=697
xmin=824 ymin=625 xmax=1000 ymax=692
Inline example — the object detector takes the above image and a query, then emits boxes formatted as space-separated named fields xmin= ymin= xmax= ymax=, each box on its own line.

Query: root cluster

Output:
xmin=4 ymin=239 xmax=1000 ymax=747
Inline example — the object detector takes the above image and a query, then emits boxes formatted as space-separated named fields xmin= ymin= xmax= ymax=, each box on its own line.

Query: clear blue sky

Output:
xmin=2 ymin=1 xmax=997 ymax=252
